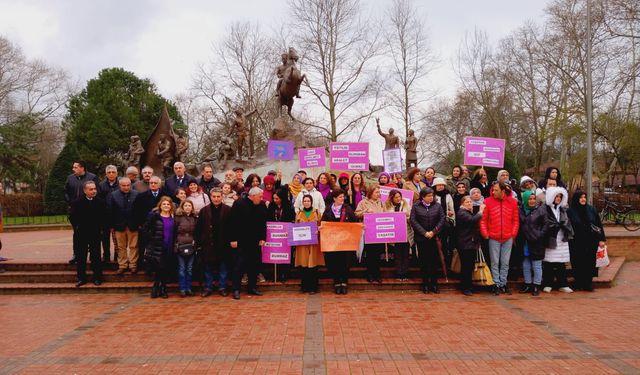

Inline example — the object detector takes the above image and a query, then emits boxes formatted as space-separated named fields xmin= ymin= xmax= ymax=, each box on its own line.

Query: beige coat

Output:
xmin=355 ymin=198 xmax=384 ymax=219
xmin=294 ymin=210 xmax=325 ymax=268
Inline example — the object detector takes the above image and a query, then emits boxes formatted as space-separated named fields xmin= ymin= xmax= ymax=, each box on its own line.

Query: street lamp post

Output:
xmin=586 ymin=0 xmax=594 ymax=204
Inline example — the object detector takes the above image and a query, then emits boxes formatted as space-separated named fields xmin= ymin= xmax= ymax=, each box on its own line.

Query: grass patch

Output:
xmin=3 ymin=215 xmax=69 ymax=226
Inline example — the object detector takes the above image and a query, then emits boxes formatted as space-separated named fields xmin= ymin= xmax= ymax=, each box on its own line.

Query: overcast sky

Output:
xmin=0 ymin=0 xmax=552 ymax=165
xmin=0 ymin=0 xmax=552 ymax=99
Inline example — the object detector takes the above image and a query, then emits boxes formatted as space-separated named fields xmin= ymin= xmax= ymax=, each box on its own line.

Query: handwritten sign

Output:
xmin=382 ymin=148 xmax=403 ymax=174
xmin=329 ymin=142 xmax=369 ymax=171
xmin=464 ymin=137 xmax=505 ymax=168
xmin=287 ymin=221 xmax=318 ymax=246
xmin=363 ymin=212 xmax=407 ymax=244
xmin=261 ymin=222 xmax=291 ymax=264
xmin=267 ymin=140 xmax=295 ymax=160
xmin=298 ymin=147 xmax=326 ymax=169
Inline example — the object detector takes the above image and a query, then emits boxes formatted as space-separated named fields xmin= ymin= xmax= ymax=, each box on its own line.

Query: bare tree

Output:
xmin=384 ymin=0 xmax=436 ymax=138
xmin=288 ymin=0 xmax=384 ymax=141
xmin=193 ymin=21 xmax=277 ymax=155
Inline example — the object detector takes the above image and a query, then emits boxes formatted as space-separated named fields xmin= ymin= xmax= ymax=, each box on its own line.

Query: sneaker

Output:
xmin=257 ymin=273 xmax=266 ymax=283
xmin=492 ymin=285 xmax=500 ymax=296
xmin=543 ymin=286 xmax=552 ymax=293
xmin=559 ymin=287 xmax=573 ymax=293
xmin=463 ymin=289 xmax=473 ymax=296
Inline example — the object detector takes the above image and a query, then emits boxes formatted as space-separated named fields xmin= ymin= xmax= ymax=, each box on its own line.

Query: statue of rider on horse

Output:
xmin=275 ymin=47 xmax=306 ymax=120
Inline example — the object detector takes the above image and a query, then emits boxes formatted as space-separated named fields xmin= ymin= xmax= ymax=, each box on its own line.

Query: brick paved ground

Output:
xmin=0 ymin=261 xmax=638 ymax=374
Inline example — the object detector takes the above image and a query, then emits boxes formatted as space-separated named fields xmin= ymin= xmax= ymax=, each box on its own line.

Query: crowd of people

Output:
xmin=65 ymin=160 xmax=606 ymax=299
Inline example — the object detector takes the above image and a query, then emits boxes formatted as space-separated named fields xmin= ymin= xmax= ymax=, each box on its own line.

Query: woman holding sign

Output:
xmin=355 ymin=185 xmax=385 ymax=283
xmin=321 ymin=189 xmax=358 ymax=295
xmin=295 ymin=195 xmax=324 ymax=294
xmin=384 ymin=189 xmax=412 ymax=281
xmin=267 ymin=188 xmax=296 ymax=282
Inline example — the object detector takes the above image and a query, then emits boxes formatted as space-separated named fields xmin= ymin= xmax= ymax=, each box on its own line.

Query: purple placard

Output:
xmin=268 ymin=140 xmax=295 ymax=160
xmin=464 ymin=137 xmax=505 ymax=168
xmin=329 ymin=142 xmax=369 ymax=171
xmin=298 ymin=147 xmax=326 ymax=169
xmin=261 ymin=222 xmax=291 ymax=264
xmin=287 ymin=221 xmax=319 ymax=246
xmin=379 ymin=186 xmax=414 ymax=207
xmin=363 ymin=212 xmax=407 ymax=244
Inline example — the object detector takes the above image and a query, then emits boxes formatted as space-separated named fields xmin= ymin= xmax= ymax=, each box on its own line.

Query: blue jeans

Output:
xmin=488 ymin=238 xmax=512 ymax=287
xmin=218 ymin=262 xmax=228 ymax=291
xmin=177 ymin=254 xmax=194 ymax=292
xmin=202 ymin=262 xmax=228 ymax=291
xmin=522 ymin=256 xmax=542 ymax=285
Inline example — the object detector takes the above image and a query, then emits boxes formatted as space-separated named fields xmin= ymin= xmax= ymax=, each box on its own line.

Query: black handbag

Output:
xmin=176 ymin=243 xmax=195 ymax=257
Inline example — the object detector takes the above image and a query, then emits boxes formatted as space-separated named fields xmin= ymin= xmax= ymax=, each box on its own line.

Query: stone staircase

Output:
xmin=0 ymin=257 xmax=625 ymax=294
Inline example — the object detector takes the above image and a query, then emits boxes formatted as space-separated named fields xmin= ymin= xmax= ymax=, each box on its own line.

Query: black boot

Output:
xmin=160 ymin=283 xmax=168 ymax=299
xmin=532 ymin=284 xmax=540 ymax=296
xmin=334 ymin=284 xmax=340 ymax=295
xmin=150 ymin=282 xmax=159 ymax=299
xmin=519 ymin=284 xmax=531 ymax=294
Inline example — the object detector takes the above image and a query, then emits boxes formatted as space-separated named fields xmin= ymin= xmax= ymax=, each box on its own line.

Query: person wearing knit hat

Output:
xmin=338 ymin=172 xmax=350 ymax=193
xmin=262 ymin=175 xmax=276 ymax=204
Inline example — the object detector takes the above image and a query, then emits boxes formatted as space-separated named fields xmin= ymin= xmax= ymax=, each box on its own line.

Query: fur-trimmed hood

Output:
xmin=545 ymin=186 xmax=568 ymax=207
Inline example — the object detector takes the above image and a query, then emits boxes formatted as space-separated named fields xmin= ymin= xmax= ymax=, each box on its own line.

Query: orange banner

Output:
xmin=319 ymin=222 xmax=363 ymax=252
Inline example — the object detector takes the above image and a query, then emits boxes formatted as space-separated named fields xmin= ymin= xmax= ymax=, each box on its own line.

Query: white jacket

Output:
xmin=294 ymin=188 xmax=326 ymax=216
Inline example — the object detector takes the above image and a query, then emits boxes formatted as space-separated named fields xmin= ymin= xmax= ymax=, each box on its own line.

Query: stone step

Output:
xmin=0 ymin=257 xmax=624 ymax=294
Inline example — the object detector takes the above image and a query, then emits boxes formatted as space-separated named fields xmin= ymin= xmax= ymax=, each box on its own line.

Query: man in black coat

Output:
xmin=198 ymin=164 xmax=221 ymax=193
xmin=64 ymin=160 xmax=100 ymax=265
xmin=164 ymin=162 xmax=197 ymax=197
xmin=228 ymin=187 xmax=268 ymax=299
xmin=98 ymin=164 xmax=120 ymax=263
xmin=196 ymin=188 xmax=232 ymax=297
xmin=70 ymin=181 xmax=106 ymax=286
xmin=107 ymin=177 xmax=140 ymax=274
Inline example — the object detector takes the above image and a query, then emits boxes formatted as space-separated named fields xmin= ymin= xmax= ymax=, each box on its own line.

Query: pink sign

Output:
xmin=329 ymin=142 xmax=369 ymax=171
xmin=363 ymin=212 xmax=407 ymax=244
xmin=379 ymin=186 xmax=414 ymax=207
xmin=298 ymin=147 xmax=326 ymax=169
xmin=261 ymin=222 xmax=291 ymax=264
xmin=464 ymin=137 xmax=505 ymax=168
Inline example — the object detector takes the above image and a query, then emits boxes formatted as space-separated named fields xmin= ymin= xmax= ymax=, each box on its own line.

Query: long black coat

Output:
xmin=455 ymin=208 xmax=482 ymax=251
xmin=143 ymin=211 xmax=174 ymax=264
xmin=69 ymin=196 xmax=107 ymax=236
xmin=228 ymin=198 xmax=268 ymax=248
xmin=567 ymin=204 xmax=605 ymax=258
xmin=517 ymin=205 xmax=548 ymax=261
xmin=196 ymin=203 xmax=231 ymax=265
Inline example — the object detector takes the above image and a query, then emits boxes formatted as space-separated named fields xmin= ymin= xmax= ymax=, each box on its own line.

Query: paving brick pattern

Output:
xmin=1 ymin=258 xmax=639 ymax=373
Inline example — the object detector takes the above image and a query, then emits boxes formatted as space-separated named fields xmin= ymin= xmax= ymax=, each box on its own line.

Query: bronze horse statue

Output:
xmin=277 ymin=64 xmax=306 ymax=120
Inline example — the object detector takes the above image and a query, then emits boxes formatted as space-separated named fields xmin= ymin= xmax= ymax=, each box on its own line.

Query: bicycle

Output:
xmin=598 ymin=198 xmax=640 ymax=231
